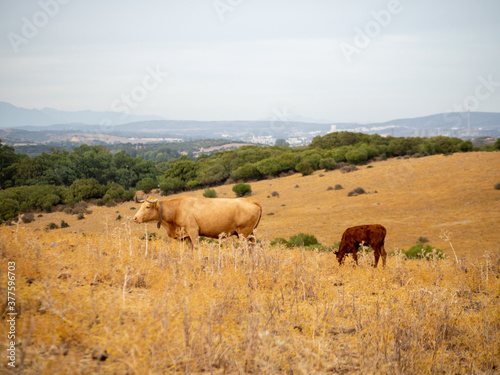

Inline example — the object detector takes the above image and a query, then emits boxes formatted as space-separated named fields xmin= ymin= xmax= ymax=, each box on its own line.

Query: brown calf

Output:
xmin=335 ymin=224 xmax=387 ymax=268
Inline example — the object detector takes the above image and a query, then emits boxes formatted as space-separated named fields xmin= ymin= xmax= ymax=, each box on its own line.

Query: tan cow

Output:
xmin=133 ymin=195 xmax=262 ymax=256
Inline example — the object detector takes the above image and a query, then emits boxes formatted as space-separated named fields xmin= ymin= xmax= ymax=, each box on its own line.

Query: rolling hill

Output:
xmin=17 ymin=151 xmax=500 ymax=256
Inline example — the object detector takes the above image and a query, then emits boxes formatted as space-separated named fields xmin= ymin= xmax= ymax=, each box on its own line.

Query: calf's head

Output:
xmin=133 ymin=196 xmax=163 ymax=228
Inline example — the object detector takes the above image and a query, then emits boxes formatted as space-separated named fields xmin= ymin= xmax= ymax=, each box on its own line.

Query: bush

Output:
xmin=159 ymin=177 xmax=185 ymax=195
xmin=22 ymin=213 xmax=35 ymax=223
xmin=271 ymin=237 xmax=289 ymax=246
xmin=288 ymin=233 xmax=319 ymax=247
xmin=104 ymin=183 xmax=125 ymax=202
xmin=203 ymin=188 xmax=217 ymax=198
xmin=345 ymin=148 xmax=368 ymax=164
xmin=319 ymin=158 xmax=337 ymax=171
xmin=494 ymin=183 xmax=500 ymax=190
xmin=0 ymin=198 xmax=20 ymax=222
xmin=295 ymin=162 xmax=313 ymax=176
xmin=347 ymin=187 xmax=366 ymax=196
xmin=339 ymin=164 xmax=358 ymax=173
xmin=48 ymin=222 xmax=59 ymax=230
xmin=136 ymin=177 xmax=157 ymax=194
xmin=230 ymin=163 xmax=260 ymax=182
xmin=61 ymin=220 xmax=69 ymax=228
xmin=403 ymin=243 xmax=445 ymax=260
xmin=232 ymin=183 xmax=252 ymax=197
xmin=70 ymin=178 xmax=103 ymax=200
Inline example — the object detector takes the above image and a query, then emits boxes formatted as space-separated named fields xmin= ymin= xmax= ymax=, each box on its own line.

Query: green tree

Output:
xmin=136 ymin=177 xmax=157 ymax=193
xmin=231 ymin=163 xmax=260 ymax=181
xmin=70 ymin=178 xmax=103 ymax=200
xmin=295 ymin=162 xmax=313 ymax=176
xmin=319 ymin=158 xmax=336 ymax=171
xmin=160 ymin=177 xmax=185 ymax=195
xmin=345 ymin=147 xmax=368 ymax=164
xmin=0 ymin=198 xmax=20 ymax=222
xmin=255 ymin=158 xmax=282 ymax=177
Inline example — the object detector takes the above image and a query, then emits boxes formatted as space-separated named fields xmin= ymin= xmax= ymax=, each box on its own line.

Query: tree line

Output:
xmin=1 ymin=133 xmax=498 ymax=223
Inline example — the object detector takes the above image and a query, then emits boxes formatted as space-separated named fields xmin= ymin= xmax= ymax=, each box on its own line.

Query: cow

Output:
xmin=133 ymin=195 xmax=262 ymax=256
xmin=334 ymin=224 xmax=387 ymax=268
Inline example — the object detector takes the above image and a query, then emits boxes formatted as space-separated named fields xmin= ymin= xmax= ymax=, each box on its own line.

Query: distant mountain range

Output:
xmin=0 ymin=102 xmax=163 ymax=127
xmin=1 ymin=102 xmax=499 ymax=145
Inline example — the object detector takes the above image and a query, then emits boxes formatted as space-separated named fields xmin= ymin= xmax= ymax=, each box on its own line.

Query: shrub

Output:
xmin=346 ymin=148 xmax=368 ymax=164
xmin=417 ymin=236 xmax=430 ymax=243
xmin=319 ymin=158 xmax=337 ymax=171
xmin=232 ymin=183 xmax=252 ymax=197
xmin=103 ymin=183 xmax=126 ymax=204
xmin=60 ymin=220 xmax=69 ymax=228
xmin=339 ymin=164 xmax=358 ymax=173
xmin=203 ymin=188 xmax=217 ymax=198
xmin=295 ymin=162 xmax=313 ymax=176
xmin=403 ymin=243 xmax=445 ymax=260
xmin=48 ymin=222 xmax=59 ymax=230
xmin=271 ymin=237 xmax=289 ymax=246
xmin=334 ymin=184 xmax=343 ymax=190
xmin=136 ymin=177 xmax=157 ymax=194
xmin=22 ymin=213 xmax=35 ymax=223
xmin=77 ymin=213 xmax=85 ymax=220
xmin=231 ymin=163 xmax=260 ymax=182
xmin=288 ymin=233 xmax=319 ymax=247
xmin=0 ymin=198 xmax=19 ymax=223
xmin=494 ymin=183 xmax=500 ymax=190
xmin=255 ymin=158 xmax=282 ymax=177
xmin=347 ymin=187 xmax=366 ymax=196
xmin=70 ymin=178 xmax=103 ymax=200
xmin=270 ymin=191 xmax=279 ymax=197
xmin=65 ymin=201 xmax=92 ymax=215
xmin=159 ymin=177 xmax=185 ymax=195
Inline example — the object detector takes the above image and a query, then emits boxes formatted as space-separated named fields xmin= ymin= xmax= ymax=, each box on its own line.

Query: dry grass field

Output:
xmin=1 ymin=152 xmax=500 ymax=374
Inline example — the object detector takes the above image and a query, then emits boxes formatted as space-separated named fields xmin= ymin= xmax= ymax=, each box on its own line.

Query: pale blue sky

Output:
xmin=1 ymin=0 xmax=499 ymax=123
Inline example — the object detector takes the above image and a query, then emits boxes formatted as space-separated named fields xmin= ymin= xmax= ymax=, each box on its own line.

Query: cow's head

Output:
xmin=333 ymin=249 xmax=343 ymax=264
xmin=133 ymin=195 xmax=163 ymax=229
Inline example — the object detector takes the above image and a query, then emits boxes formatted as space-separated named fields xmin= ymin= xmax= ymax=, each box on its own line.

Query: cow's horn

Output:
xmin=135 ymin=195 xmax=146 ymax=203
xmin=146 ymin=197 xmax=158 ymax=203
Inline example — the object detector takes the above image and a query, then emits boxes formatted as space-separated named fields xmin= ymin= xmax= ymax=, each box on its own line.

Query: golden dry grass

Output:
xmin=1 ymin=152 xmax=500 ymax=374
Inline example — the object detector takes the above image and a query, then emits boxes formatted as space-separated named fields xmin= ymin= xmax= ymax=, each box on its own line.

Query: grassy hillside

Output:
xmin=16 ymin=151 xmax=500 ymax=256
xmin=1 ymin=152 xmax=499 ymax=374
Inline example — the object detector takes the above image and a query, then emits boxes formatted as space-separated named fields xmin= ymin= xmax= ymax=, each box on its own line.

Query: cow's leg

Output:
xmin=186 ymin=228 xmax=201 ymax=258
xmin=373 ymin=246 xmax=380 ymax=268
xmin=381 ymin=244 xmax=387 ymax=268
xmin=352 ymin=243 xmax=359 ymax=265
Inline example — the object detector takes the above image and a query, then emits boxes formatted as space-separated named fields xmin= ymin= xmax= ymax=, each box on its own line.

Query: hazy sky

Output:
xmin=1 ymin=0 xmax=499 ymax=123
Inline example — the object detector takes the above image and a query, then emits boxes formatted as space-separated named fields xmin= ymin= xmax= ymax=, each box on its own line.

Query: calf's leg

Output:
xmin=381 ymin=244 xmax=387 ymax=267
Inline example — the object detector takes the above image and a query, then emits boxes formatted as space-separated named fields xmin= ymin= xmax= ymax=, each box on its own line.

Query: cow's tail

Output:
xmin=250 ymin=200 xmax=262 ymax=233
